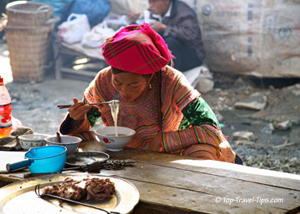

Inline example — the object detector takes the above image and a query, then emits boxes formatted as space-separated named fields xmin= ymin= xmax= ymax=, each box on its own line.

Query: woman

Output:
xmin=60 ymin=23 xmax=238 ymax=163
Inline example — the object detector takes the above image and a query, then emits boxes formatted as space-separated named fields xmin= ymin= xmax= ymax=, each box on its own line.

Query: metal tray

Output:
xmin=0 ymin=174 xmax=139 ymax=214
xmin=66 ymin=151 xmax=110 ymax=166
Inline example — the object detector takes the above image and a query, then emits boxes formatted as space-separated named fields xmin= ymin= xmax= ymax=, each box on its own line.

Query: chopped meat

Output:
xmin=85 ymin=178 xmax=115 ymax=200
xmin=42 ymin=177 xmax=116 ymax=201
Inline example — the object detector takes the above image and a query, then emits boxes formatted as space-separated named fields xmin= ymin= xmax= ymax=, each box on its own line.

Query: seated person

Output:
xmin=60 ymin=23 xmax=239 ymax=164
xmin=128 ymin=0 xmax=205 ymax=72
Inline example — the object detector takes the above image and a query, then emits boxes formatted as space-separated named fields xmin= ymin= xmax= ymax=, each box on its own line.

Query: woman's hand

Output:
xmin=68 ymin=98 xmax=92 ymax=121
xmin=148 ymin=133 xmax=163 ymax=152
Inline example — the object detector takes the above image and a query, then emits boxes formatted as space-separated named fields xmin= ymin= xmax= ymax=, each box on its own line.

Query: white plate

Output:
xmin=0 ymin=174 xmax=139 ymax=214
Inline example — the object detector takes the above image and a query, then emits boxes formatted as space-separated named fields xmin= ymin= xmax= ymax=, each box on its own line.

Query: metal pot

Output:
xmin=6 ymin=146 xmax=67 ymax=173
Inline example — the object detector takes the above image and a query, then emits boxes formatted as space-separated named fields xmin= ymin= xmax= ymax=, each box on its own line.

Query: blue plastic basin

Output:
xmin=25 ymin=146 xmax=67 ymax=173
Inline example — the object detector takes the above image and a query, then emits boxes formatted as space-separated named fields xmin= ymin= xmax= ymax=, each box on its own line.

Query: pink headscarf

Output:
xmin=102 ymin=23 xmax=173 ymax=75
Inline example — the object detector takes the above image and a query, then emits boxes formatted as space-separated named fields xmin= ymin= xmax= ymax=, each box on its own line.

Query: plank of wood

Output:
xmin=116 ymin=178 xmax=286 ymax=214
xmin=100 ymin=161 xmax=299 ymax=213
xmin=105 ymin=148 xmax=300 ymax=190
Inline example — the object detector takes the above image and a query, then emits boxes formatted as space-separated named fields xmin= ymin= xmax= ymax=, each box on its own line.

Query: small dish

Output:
xmin=18 ymin=134 xmax=48 ymax=150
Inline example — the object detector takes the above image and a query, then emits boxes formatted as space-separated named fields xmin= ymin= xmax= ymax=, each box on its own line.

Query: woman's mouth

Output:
xmin=122 ymin=96 xmax=132 ymax=101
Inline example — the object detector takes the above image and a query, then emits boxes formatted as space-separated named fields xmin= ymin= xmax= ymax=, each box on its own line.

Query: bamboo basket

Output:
xmin=5 ymin=1 xmax=59 ymax=82
xmin=5 ymin=24 xmax=56 ymax=82
xmin=6 ymin=1 xmax=53 ymax=27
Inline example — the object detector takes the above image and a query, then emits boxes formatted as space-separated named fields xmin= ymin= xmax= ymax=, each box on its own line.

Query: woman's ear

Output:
xmin=147 ymin=73 xmax=156 ymax=89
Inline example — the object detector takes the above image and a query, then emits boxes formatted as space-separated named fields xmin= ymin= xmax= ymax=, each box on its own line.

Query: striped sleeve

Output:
xmin=161 ymin=124 xmax=226 ymax=153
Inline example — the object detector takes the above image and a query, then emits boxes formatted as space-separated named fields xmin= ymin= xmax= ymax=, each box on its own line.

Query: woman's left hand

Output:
xmin=148 ymin=133 xmax=163 ymax=152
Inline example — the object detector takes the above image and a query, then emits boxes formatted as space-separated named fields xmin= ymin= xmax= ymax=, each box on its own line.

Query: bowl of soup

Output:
xmin=95 ymin=126 xmax=136 ymax=151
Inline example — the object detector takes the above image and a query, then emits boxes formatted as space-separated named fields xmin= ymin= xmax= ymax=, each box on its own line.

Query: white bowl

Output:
xmin=18 ymin=134 xmax=48 ymax=150
xmin=45 ymin=136 xmax=82 ymax=154
xmin=95 ymin=126 xmax=136 ymax=151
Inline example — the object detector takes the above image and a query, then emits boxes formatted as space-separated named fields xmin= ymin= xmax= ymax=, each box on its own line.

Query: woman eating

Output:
xmin=60 ymin=23 xmax=240 ymax=164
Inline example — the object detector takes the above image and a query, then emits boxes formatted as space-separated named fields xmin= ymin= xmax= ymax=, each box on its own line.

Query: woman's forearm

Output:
xmin=161 ymin=124 xmax=226 ymax=153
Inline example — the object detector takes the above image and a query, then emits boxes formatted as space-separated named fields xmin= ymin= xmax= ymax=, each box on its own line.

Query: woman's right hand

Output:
xmin=68 ymin=98 xmax=92 ymax=121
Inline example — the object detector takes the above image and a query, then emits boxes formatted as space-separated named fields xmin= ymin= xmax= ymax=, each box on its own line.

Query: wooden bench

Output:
xmin=53 ymin=40 xmax=107 ymax=82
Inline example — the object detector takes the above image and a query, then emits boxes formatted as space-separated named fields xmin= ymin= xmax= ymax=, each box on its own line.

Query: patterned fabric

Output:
xmin=180 ymin=97 xmax=220 ymax=129
xmin=101 ymin=23 xmax=173 ymax=74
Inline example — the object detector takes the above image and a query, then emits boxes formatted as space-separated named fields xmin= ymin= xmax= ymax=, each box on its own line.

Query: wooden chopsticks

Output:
xmin=57 ymin=100 xmax=120 ymax=109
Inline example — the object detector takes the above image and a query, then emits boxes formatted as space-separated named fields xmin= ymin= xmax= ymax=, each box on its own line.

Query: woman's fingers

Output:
xmin=69 ymin=98 xmax=92 ymax=121
xmin=73 ymin=97 xmax=79 ymax=104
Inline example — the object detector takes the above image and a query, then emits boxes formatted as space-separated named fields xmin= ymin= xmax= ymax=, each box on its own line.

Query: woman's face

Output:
xmin=112 ymin=72 xmax=149 ymax=102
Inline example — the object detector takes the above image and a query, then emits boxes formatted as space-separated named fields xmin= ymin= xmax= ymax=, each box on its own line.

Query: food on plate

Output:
xmin=42 ymin=177 xmax=116 ymax=201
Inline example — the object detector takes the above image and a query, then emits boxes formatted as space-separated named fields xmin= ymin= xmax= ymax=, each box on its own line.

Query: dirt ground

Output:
xmin=1 ymin=42 xmax=299 ymax=175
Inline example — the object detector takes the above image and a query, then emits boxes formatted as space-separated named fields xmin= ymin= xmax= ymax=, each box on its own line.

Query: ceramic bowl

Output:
xmin=18 ymin=134 xmax=48 ymax=150
xmin=95 ymin=126 xmax=136 ymax=151
xmin=45 ymin=136 xmax=82 ymax=155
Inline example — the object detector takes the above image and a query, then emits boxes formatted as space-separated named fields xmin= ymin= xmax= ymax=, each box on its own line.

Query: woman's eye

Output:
xmin=130 ymin=84 xmax=139 ymax=89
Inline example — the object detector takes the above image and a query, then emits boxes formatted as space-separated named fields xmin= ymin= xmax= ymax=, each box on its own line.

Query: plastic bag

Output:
xmin=58 ymin=13 xmax=91 ymax=44
xmin=81 ymin=21 xmax=115 ymax=48
xmin=65 ymin=0 xmax=111 ymax=26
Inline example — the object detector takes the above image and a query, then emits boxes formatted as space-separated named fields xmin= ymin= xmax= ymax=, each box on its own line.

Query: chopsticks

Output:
xmin=35 ymin=184 xmax=120 ymax=214
xmin=57 ymin=103 xmax=103 ymax=109
xmin=57 ymin=100 xmax=120 ymax=109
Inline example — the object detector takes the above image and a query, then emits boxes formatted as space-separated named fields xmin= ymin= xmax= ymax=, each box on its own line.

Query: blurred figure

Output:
xmin=147 ymin=0 xmax=205 ymax=72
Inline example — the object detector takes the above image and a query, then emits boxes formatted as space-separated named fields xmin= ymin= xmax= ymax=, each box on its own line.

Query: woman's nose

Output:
xmin=119 ymin=85 xmax=131 ymax=95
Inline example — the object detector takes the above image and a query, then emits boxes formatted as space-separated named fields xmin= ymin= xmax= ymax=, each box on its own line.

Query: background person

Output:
xmin=129 ymin=0 xmax=206 ymax=72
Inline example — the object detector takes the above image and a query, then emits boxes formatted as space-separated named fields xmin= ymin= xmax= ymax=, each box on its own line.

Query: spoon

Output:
xmin=56 ymin=132 xmax=61 ymax=143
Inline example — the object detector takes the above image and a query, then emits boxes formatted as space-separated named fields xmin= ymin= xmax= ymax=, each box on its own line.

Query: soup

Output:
xmin=105 ymin=134 xmax=128 ymax=137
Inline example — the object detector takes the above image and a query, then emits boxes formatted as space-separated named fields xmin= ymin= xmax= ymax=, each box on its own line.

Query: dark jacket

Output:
xmin=150 ymin=0 xmax=205 ymax=61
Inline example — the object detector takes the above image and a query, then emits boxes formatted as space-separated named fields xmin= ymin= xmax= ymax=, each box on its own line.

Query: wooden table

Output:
xmin=0 ymin=141 xmax=299 ymax=214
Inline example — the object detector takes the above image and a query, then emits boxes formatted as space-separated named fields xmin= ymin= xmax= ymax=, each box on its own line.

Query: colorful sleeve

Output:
xmin=162 ymin=97 xmax=225 ymax=154
xmin=161 ymin=124 xmax=226 ymax=153
xmin=59 ymin=98 xmax=101 ymax=135
xmin=83 ymin=98 xmax=101 ymax=127
xmin=59 ymin=113 xmax=91 ymax=136
xmin=180 ymin=97 xmax=220 ymax=129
